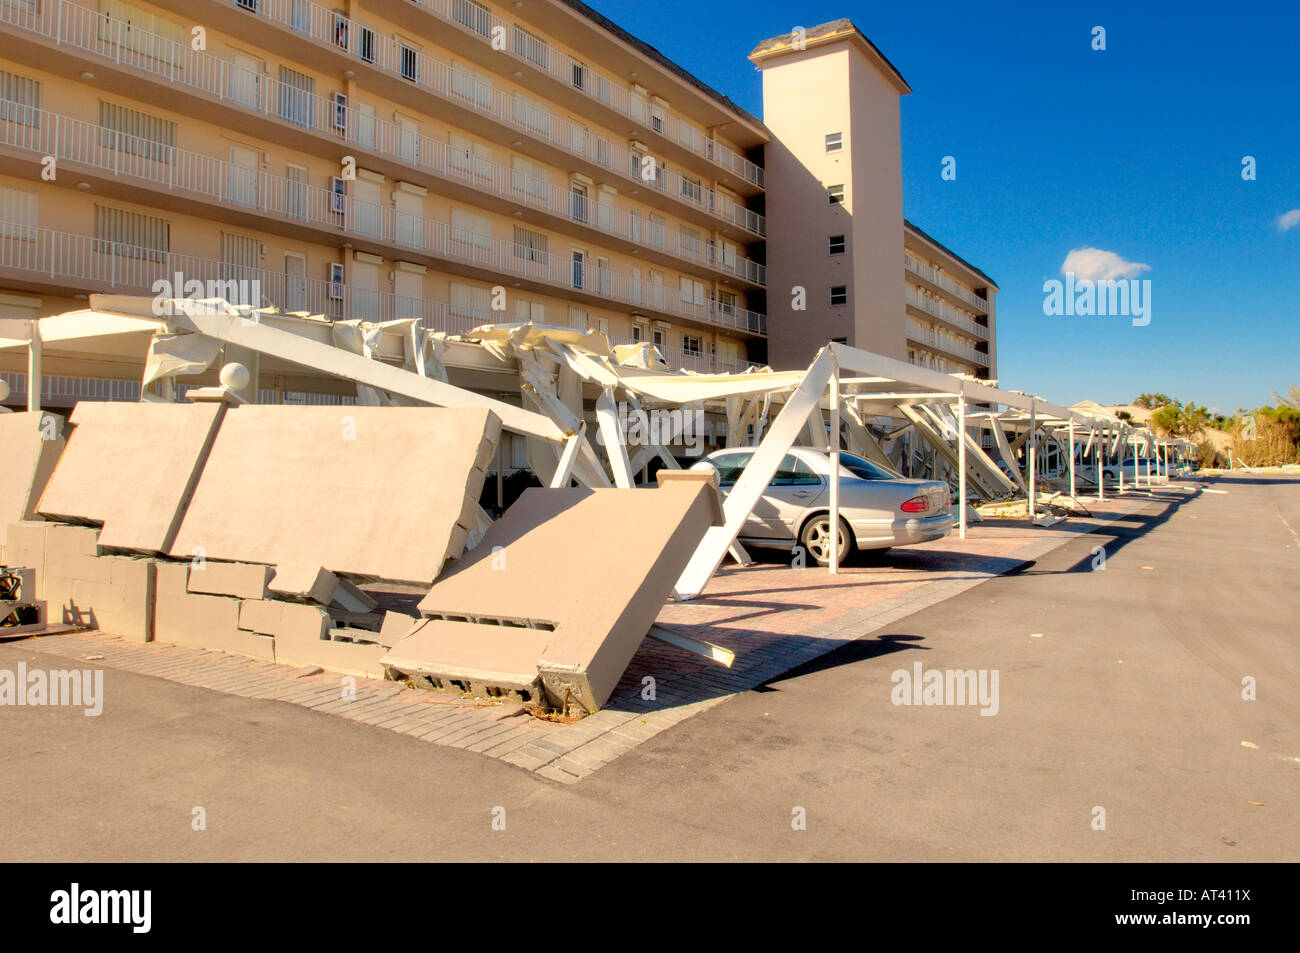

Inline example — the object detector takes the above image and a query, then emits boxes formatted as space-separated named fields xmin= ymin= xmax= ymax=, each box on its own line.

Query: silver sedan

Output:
xmin=689 ymin=446 xmax=955 ymax=566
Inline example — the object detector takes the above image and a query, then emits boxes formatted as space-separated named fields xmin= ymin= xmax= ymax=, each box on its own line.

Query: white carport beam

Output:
xmin=674 ymin=348 xmax=836 ymax=600
xmin=957 ymin=385 xmax=967 ymax=539
xmin=167 ymin=305 xmax=566 ymax=441
xmin=595 ymin=387 xmax=635 ymax=488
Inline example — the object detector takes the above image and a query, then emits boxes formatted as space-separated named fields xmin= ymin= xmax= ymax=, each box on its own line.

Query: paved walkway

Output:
xmin=23 ymin=488 xmax=1178 ymax=783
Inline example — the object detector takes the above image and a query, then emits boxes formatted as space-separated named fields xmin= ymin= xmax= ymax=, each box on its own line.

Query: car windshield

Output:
xmin=837 ymin=452 xmax=902 ymax=481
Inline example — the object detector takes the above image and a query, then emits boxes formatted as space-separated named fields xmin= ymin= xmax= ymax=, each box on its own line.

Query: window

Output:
xmin=450 ymin=208 xmax=491 ymax=253
xmin=828 ymin=184 xmax=845 ymax=204
xmin=450 ymin=62 xmax=492 ymax=110
xmin=352 ymin=175 xmax=381 ymax=238
xmin=358 ymin=26 xmax=375 ymax=63
xmin=0 ymin=69 xmax=40 ymax=128
xmin=399 ymin=44 xmax=418 ymax=83
xmin=0 ymin=185 xmax=38 ymax=241
xmin=330 ymin=176 xmax=346 ymax=214
xmin=570 ymin=183 xmax=588 ymax=223
xmin=450 ymin=282 xmax=491 ymax=325
xmin=718 ymin=291 xmax=738 ymax=316
xmin=512 ymin=225 xmax=548 ymax=265
xmin=828 ymin=234 xmax=846 ymax=255
xmin=331 ymin=13 xmax=349 ymax=50
xmin=99 ymin=101 xmax=176 ymax=163
xmin=571 ymin=250 xmax=586 ymax=289
xmin=277 ymin=66 xmax=314 ymax=127
xmin=450 ymin=133 xmax=490 ymax=179
xmin=679 ymin=226 xmax=702 ymax=258
xmin=228 ymin=145 xmax=259 ymax=208
xmin=648 ymin=214 xmax=666 ymax=251
xmin=679 ymin=277 xmax=705 ymax=308
xmin=514 ymin=298 xmax=546 ymax=323
xmin=285 ymin=164 xmax=308 ymax=221
xmin=682 ymin=334 xmax=702 ymax=356
xmin=511 ymin=156 xmax=549 ymax=203
xmin=396 ymin=115 xmax=419 ymax=164
xmin=514 ymin=25 xmax=549 ymax=68
xmin=680 ymin=174 xmax=703 ymax=203
xmin=571 ymin=60 xmax=587 ymax=91
xmin=830 ymin=285 xmax=848 ymax=306
xmin=708 ymin=451 xmax=753 ymax=486
xmin=331 ymin=92 xmax=347 ymax=134
xmin=94 ymin=205 xmax=168 ymax=262
xmin=596 ymin=257 xmax=610 ymax=295
xmin=631 ymin=323 xmax=645 ymax=343
xmin=513 ymin=93 xmax=550 ymax=137
xmin=649 ymin=104 xmax=665 ymax=134
xmin=394 ymin=188 xmax=423 ymax=248
xmin=825 ymin=132 xmax=843 ymax=153
xmin=770 ymin=455 xmax=821 ymax=487
xmin=100 ymin=1 xmax=186 ymax=65
xmin=453 ymin=0 xmax=492 ymax=37
xmin=567 ymin=306 xmax=589 ymax=329
xmin=329 ymin=262 xmax=345 ymax=299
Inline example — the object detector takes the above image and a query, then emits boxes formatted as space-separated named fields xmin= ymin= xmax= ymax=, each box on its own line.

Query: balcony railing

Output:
xmin=906 ymin=320 xmax=991 ymax=367
xmin=0 ymin=100 xmax=766 ymax=289
xmin=905 ymin=254 xmax=990 ymax=313
xmin=905 ymin=285 xmax=989 ymax=340
xmin=0 ymin=0 xmax=766 ymax=235
xmin=312 ymin=0 xmax=767 ymax=188
xmin=0 ymin=218 xmax=767 ymax=337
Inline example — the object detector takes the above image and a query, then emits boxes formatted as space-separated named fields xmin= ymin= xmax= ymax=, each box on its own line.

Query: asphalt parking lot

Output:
xmin=1 ymin=473 xmax=1295 ymax=860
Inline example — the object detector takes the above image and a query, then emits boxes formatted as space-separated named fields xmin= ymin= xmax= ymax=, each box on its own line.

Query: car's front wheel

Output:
xmin=798 ymin=514 xmax=854 ymax=567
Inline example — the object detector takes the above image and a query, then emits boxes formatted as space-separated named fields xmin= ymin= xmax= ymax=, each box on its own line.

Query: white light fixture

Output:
xmin=76 ymin=182 xmax=91 ymax=190
xmin=79 ymin=71 xmax=94 ymax=81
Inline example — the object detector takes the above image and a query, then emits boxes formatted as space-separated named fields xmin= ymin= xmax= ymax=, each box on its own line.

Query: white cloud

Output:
xmin=1277 ymin=209 xmax=1300 ymax=232
xmin=1060 ymin=247 xmax=1151 ymax=281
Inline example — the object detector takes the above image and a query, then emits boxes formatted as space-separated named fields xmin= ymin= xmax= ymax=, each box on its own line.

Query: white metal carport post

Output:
xmin=27 ymin=319 xmax=41 ymax=412
xmin=829 ymin=365 xmax=841 ymax=574
xmin=1068 ymin=418 xmax=1076 ymax=500
xmin=958 ymin=382 xmax=967 ymax=539
xmin=1096 ymin=424 xmax=1105 ymax=502
xmin=1027 ymin=400 xmax=1037 ymax=525
xmin=1118 ymin=427 xmax=1126 ymax=493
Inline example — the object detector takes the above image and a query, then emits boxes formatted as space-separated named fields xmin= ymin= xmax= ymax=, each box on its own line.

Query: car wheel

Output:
xmin=799 ymin=514 xmax=854 ymax=567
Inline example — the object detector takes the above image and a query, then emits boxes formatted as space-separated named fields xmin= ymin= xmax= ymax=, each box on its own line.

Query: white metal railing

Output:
xmin=664 ymin=347 xmax=761 ymax=375
xmin=0 ymin=0 xmax=766 ymax=235
xmin=0 ymin=217 xmax=767 ymax=336
xmin=906 ymin=319 xmax=990 ymax=367
xmin=364 ymin=0 xmax=765 ymax=188
xmin=905 ymin=285 xmax=989 ymax=340
xmin=0 ymin=108 xmax=767 ymax=333
xmin=0 ymin=100 xmax=765 ymax=286
xmin=905 ymin=253 xmax=990 ymax=313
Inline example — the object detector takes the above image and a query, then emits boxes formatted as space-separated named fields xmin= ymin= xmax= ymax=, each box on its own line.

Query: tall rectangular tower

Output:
xmin=750 ymin=20 xmax=911 ymax=370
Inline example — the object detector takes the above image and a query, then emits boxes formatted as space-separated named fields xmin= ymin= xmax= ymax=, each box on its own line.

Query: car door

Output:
xmin=749 ymin=454 xmax=826 ymax=539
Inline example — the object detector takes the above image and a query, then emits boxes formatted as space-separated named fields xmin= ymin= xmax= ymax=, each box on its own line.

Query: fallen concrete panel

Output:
xmin=386 ymin=473 xmax=722 ymax=712
xmin=169 ymin=406 xmax=500 ymax=585
xmin=0 ymin=412 xmax=65 ymax=563
xmin=37 ymin=402 xmax=225 ymax=554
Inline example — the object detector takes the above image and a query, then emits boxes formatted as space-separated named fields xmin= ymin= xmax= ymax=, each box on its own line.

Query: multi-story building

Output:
xmin=903 ymin=220 xmax=996 ymax=379
xmin=750 ymin=19 xmax=996 ymax=378
xmin=0 ymin=0 xmax=771 ymax=408
xmin=0 ymin=6 xmax=996 ymax=411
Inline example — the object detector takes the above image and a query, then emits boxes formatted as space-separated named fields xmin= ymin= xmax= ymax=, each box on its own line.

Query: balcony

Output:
xmin=906 ymin=320 xmax=991 ymax=368
xmin=905 ymin=254 xmax=990 ymax=314
xmin=329 ymin=0 xmax=766 ymax=189
xmin=0 ymin=100 xmax=765 ymax=291
xmin=0 ymin=0 xmax=766 ymax=236
xmin=905 ymin=286 xmax=990 ymax=340
xmin=0 ymin=217 xmax=767 ymax=337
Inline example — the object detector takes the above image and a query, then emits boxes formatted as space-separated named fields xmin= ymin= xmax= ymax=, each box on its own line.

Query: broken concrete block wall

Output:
xmin=385 ymin=471 xmax=724 ymax=712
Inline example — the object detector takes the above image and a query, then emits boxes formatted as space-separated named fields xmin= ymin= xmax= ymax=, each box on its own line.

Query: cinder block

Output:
xmin=187 ymin=561 xmax=272 ymax=600
xmin=237 ymin=598 xmax=283 ymax=636
xmin=275 ymin=637 xmax=387 ymax=679
xmin=379 ymin=611 xmax=418 ymax=648
xmin=274 ymin=602 xmax=329 ymax=645
xmin=154 ymin=560 xmax=272 ymax=661
xmin=268 ymin=565 xmax=338 ymax=604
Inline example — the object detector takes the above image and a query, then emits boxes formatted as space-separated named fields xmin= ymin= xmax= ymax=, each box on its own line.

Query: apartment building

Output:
xmin=751 ymin=20 xmax=996 ymax=378
xmin=0 ymin=0 xmax=770 ymax=407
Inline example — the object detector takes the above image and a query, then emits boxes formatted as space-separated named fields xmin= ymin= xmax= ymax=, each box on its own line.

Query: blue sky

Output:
xmin=592 ymin=0 xmax=1300 ymax=412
